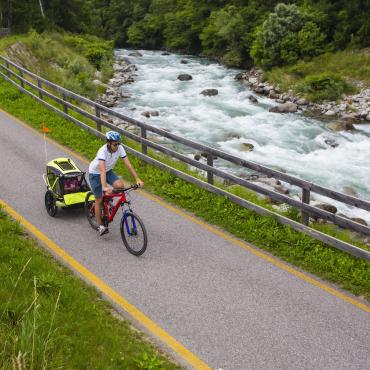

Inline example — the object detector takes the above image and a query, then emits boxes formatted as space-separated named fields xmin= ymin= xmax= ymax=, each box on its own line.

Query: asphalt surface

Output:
xmin=1 ymin=109 xmax=369 ymax=370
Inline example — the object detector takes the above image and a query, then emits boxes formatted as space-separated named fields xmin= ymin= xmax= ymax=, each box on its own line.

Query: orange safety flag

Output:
xmin=41 ymin=122 xmax=51 ymax=133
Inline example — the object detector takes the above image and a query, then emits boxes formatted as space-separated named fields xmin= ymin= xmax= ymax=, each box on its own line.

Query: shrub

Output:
xmin=297 ymin=73 xmax=354 ymax=102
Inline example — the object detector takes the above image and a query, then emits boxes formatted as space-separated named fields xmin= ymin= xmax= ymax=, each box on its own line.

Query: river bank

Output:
xmin=236 ymin=68 xmax=370 ymax=128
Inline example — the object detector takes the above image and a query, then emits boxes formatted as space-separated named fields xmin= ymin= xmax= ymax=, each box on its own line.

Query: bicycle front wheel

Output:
xmin=120 ymin=212 xmax=147 ymax=256
xmin=85 ymin=192 xmax=98 ymax=230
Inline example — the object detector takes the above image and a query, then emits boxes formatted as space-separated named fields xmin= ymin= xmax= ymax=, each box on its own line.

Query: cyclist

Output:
xmin=89 ymin=131 xmax=144 ymax=236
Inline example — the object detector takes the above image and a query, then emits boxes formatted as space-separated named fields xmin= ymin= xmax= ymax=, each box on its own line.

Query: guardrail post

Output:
xmin=18 ymin=69 xmax=24 ymax=88
xmin=37 ymin=80 xmax=43 ymax=100
xmin=141 ymin=127 xmax=147 ymax=155
xmin=301 ymin=188 xmax=311 ymax=225
xmin=5 ymin=61 xmax=10 ymax=77
xmin=62 ymin=93 xmax=68 ymax=114
xmin=95 ymin=107 xmax=102 ymax=132
xmin=207 ymin=154 xmax=214 ymax=185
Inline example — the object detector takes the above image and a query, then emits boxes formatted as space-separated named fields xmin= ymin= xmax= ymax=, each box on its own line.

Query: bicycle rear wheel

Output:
xmin=85 ymin=192 xmax=98 ymax=230
xmin=120 ymin=212 xmax=147 ymax=256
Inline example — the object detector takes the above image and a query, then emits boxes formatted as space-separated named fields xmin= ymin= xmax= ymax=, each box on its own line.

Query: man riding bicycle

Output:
xmin=89 ymin=131 xmax=144 ymax=236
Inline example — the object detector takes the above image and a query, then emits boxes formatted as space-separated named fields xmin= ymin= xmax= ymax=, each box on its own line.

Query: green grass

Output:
xmin=0 ymin=208 xmax=181 ymax=369
xmin=0 ymin=77 xmax=369 ymax=304
xmin=264 ymin=48 xmax=370 ymax=101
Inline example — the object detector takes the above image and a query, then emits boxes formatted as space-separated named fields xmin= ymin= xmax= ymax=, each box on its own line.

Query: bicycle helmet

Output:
xmin=106 ymin=131 xmax=121 ymax=142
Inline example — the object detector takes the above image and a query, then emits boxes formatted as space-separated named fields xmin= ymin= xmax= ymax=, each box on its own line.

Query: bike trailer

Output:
xmin=42 ymin=157 xmax=91 ymax=216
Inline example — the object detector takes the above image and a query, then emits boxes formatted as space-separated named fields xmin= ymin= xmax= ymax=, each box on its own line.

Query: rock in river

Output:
xmin=177 ymin=74 xmax=193 ymax=81
xmin=201 ymin=89 xmax=218 ymax=96
xmin=269 ymin=102 xmax=298 ymax=113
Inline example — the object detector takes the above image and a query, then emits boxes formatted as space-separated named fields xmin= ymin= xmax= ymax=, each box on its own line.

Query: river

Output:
xmin=114 ymin=49 xmax=370 ymax=222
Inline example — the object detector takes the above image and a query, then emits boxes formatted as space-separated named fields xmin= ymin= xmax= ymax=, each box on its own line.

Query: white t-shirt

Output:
xmin=89 ymin=144 xmax=127 ymax=174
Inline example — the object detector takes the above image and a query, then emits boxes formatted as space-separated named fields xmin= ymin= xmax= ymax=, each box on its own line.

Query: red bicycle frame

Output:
xmin=102 ymin=192 xmax=129 ymax=224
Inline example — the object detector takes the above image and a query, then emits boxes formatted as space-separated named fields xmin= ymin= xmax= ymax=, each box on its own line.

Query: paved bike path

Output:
xmin=0 ymin=109 xmax=369 ymax=370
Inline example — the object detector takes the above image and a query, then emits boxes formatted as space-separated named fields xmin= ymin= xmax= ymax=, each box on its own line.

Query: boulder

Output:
xmin=255 ymin=177 xmax=277 ymax=187
xmin=116 ymin=55 xmax=132 ymax=64
xmin=201 ymin=89 xmax=218 ymax=96
xmin=128 ymin=51 xmax=143 ymax=57
xmin=248 ymin=95 xmax=258 ymax=103
xmin=92 ymin=80 xmax=108 ymax=89
xmin=161 ymin=52 xmax=170 ymax=56
xmin=224 ymin=132 xmax=241 ymax=140
xmin=324 ymin=110 xmax=337 ymax=117
xmin=194 ymin=154 xmax=201 ymax=161
xmin=141 ymin=111 xmax=151 ymax=118
xmin=323 ymin=137 xmax=339 ymax=148
xmin=269 ymin=102 xmax=298 ymax=113
xmin=255 ymin=87 xmax=265 ymax=94
xmin=342 ymin=186 xmax=357 ymax=197
xmin=180 ymin=59 xmax=189 ymax=64
xmin=328 ymin=121 xmax=354 ymax=131
xmin=234 ymin=72 xmax=244 ymax=80
xmin=365 ymin=114 xmax=370 ymax=122
xmin=296 ymin=98 xmax=308 ymax=106
xmin=248 ymin=77 xmax=258 ymax=85
xmin=274 ymin=185 xmax=289 ymax=195
xmin=113 ymin=63 xmax=124 ymax=72
xmin=350 ymin=218 xmax=368 ymax=226
xmin=240 ymin=143 xmax=254 ymax=151
xmin=141 ymin=111 xmax=159 ymax=118
xmin=120 ymin=92 xmax=131 ymax=99
xmin=268 ymin=90 xmax=279 ymax=99
xmin=315 ymin=203 xmax=337 ymax=214
xmin=177 ymin=74 xmax=193 ymax=81
xmin=341 ymin=114 xmax=357 ymax=123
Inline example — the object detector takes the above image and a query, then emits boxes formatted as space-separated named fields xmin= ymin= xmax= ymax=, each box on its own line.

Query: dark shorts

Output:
xmin=89 ymin=170 xmax=119 ymax=198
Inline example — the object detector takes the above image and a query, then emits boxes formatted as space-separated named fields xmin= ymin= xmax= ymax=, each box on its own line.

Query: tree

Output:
xmin=251 ymin=3 xmax=326 ymax=69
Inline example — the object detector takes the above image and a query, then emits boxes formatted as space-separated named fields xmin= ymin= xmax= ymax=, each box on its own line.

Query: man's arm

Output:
xmin=122 ymin=157 xmax=144 ymax=187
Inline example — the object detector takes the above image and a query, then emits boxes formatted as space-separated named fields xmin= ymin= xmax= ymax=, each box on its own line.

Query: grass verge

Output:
xmin=0 ymin=207 xmax=181 ymax=369
xmin=0 ymin=77 xmax=369 ymax=304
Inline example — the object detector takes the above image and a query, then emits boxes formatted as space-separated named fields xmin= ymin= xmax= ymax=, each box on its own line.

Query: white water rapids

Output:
xmin=114 ymin=49 xmax=370 ymax=223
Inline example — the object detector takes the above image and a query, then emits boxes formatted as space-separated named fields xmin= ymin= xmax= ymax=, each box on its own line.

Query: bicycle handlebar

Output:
xmin=111 ymin=184 xmax=139 ymax=194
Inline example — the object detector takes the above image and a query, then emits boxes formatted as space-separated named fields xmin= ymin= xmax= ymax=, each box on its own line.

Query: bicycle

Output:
xmin=85 ymin=184 xmax=147 ymax=256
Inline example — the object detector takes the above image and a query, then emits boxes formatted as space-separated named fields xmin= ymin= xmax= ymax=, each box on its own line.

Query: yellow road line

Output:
xmin=1 ymin=108 xmax=369 ymax=314
xmin=0 ymin=199 xmax=211 ymax=370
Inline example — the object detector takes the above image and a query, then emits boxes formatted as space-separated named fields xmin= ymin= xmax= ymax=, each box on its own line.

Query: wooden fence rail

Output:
xmin=0 ymin=55 xmax=369 ymax=261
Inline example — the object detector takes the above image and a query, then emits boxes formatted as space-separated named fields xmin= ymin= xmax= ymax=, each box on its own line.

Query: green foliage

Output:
xmin=0 ymin=32 xmax=114 ymax=99
xmin=63 ymin=34 xmax=114 ymax=70
xmin=127 ymin=14 xmax=164 ymax=49
xmin=264 ymin=49 xmax=370 ymax=100
xmin=297 ymin=73 xmax=355 ymax=102
xmin=134 ymin=352 xmax=166 ymax=369
xmin=162 ymin=1 xmax=205 ymax=53
xmin=1 ymin=1 xmax=369 ymax=70
xmin=200 ymin=5 xmax=246 ymax=66
xmin=251 ymin=3 xmax=326 ymax=69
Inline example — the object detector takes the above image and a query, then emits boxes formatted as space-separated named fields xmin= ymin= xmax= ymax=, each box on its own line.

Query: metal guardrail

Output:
xmin=0 ymin=55 xmax=369 ymax=261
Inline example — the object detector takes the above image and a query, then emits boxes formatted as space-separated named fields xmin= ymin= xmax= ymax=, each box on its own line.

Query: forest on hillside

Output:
xmin=0 ymin=0 xmax=369 ymax=68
